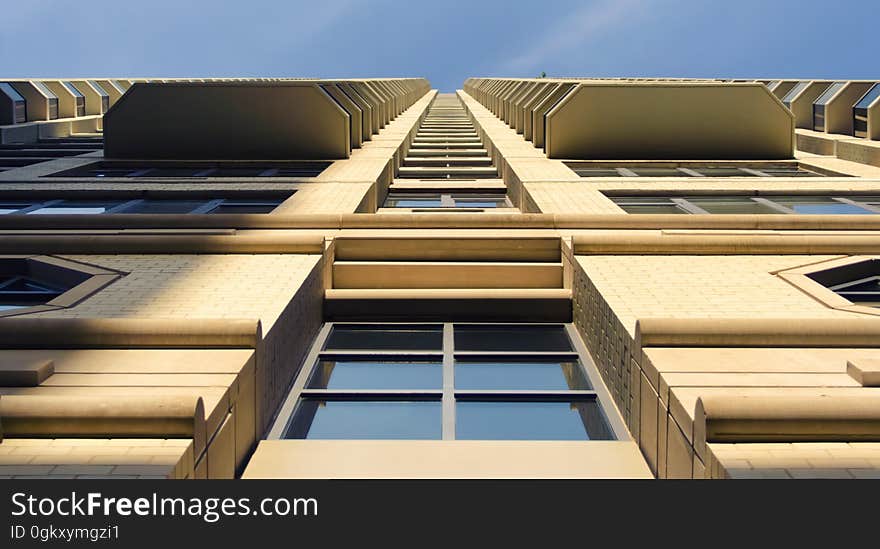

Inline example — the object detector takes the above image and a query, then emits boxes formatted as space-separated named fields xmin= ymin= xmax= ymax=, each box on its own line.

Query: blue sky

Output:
xmin=1 ymin=0 xmax=877 ymax=91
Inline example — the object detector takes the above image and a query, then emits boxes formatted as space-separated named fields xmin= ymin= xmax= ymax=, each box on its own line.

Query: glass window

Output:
xmin=615 ymin=202 xmax=688 ymax=214
xmin=205 ymin=200 xmax=281 ymax=214
xmin=0 ymin=276 xmax=64 ymax=306
xmin=781 ymin=82 xmax=809 ymax=106
xmin=455 ymin=359 xmax=590 ymax=391
xmin=630 ymin=168 xmax=685 ymax=177
xmin=288 ymin=400 xmax=442 ymax=440
xmin=843 ymin=196 xmax=880 ymax=207
xmin=570 ymin=168 xmax=622 ymax=177
xmin=454 ymin=196 xmax=509 ymax=208
xmin=61 ymin=82 xmax=85 ymax=98
xmin=121 ymin=200 xmax=204 ymax=214
xmin=455 ymin=400 xmax=611 ymax=441
xmin=855 ymin=84 xmax=880 ymax=109
xmin=757 ymin=168 xmax=819 ymax=177
xmin=685 ymin=197 xmax=781 ymax=214
xmin=830 ymin=277 xmax=880 ymax=307
xmin=307 ymin=359 xmax=442 ymax=390
xmin=45 ymin=162 xmax=329 ymax=179
xmin=814 ymin=82 xmax=846 ymax=105
xmin=0 ymin=202 xmax=35 ymax=215
xmin=385 ymin=194 xmax=444 ymax=208
xmin=454 ymin=324 xmax=572 ymax=352
xmin=27 ymin=201 xmax=121 ymax=215
xmin=277 ymin=323 xmax=619 ymax=442
xmin=87 ymin=80 xmax=109 ymax=96
xmin=324 ymin=324 xmax=443 ymax=351
xmin=771 ymin=196 xmax=874 ymax=215
xmin=693 ymin=167 xmax=755 ymax=177
xmin=0 ymin=83 xmax=25 ymax=102
xmin=610 ymin=195 xmax=879 ymax=215
xmin=31 ymin=81 xmax=57 ymax=99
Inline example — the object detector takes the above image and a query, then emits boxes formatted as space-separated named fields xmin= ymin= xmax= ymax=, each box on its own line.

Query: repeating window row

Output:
xmin=609 ymin=195 xmax=880 ymax=215
xmin=46 ymin=161 xmax=331 ymax=179
xmin=0 ymin=196 xmax=289 ymax=215
xmin=568 ymin=165 xmax=823 ymax=178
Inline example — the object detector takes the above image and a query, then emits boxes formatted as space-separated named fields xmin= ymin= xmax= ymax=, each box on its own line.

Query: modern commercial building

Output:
xmin=1 ymin=76 xmax=880 ymax=479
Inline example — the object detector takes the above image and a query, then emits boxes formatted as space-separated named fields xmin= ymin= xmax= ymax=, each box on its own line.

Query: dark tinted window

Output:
xmin=454 ymin=324 xmax=572 ymax=352
xmin=307 ymin=359 xmax=442 ymax=390
xmin=324 ymin=325 xmax=443 ymax=351
xmin=455 ymin=400 xmax=611 ymax=440
xmin=287 ymin=400 xmax=442 ymax=440
xmin=855 ymin=84 xmax=880 ymax=109
xmin=455 ymin=359 xmax=590 ymax=390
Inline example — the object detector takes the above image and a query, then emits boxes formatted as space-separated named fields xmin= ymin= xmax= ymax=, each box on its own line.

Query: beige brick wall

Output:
xmin=576 ymin=255 xmax=866 ymax=338
xmin=31 ymin=254 xmax=321 ymax=332
xmin=572 ymin=254 xmax=880 ymax=478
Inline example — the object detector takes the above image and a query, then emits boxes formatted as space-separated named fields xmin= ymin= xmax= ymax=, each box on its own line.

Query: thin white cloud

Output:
xmin=500 ymin=0 xmax=655 ymax=73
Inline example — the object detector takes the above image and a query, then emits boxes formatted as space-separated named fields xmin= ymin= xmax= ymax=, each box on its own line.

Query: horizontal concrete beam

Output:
xmin=333 ymin=237 xmax=561 ymax=262
xmin=4 ymin=213 xmax=880 ymax=231
xmin=0 ymin=233 xmax=325 ymax=254
xmin=572 ymin=232 xmax=880 ymax=254
xmin=324 ymin=288 xmax=572 ymax=322
xmin=332 ymin=261 xmax=563 ymax=289
xmin=0 ymin=394 xmax=206 ymax=455
xmin=0 ymin=318 xmax=261 ymax=349
xmin=636 ymin=318 xmax=880 ymax=349
xmin=694 ymin=393 xmax=880 ymax=461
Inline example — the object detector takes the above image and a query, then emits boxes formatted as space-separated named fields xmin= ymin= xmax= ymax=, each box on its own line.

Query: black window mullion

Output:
xmin=300 ymin=390 xmax=442 ymax=401
xmin=454 ymin=390 xmax=598 ymax=402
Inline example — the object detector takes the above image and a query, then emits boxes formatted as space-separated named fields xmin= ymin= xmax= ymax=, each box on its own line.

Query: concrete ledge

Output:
xmin=573 ymin=232 xmax=880 ymax=255
xmin=325 ymin=288 xmax=572 ymax=322
xmin=545 ymin=83 xmax=794 ymax=159
xmin=796 ymin=129 xmax=838 ymax=155
xmin=636 ymin=318 xmax=880 ymax=349
xmin=837 ymin=138 xmax=880 ymax=169
xmin=695 ymin=393 xmax=880 ymax=460
xmin=0 ymin=394 xmax=206 ymax=456
xmin=0 ymin=233 xmax=325 ymax=254
xmin=847 ymin=359 xmax=880 ymax=387
xmin=243 ymin=440 xmax=652 ymax=478
xmin=0 ymin=318 xmax=261 ymax=349
xmin=0 ymin=359 xmax=54 ymax=387
xmin=333 ymin=237 xmax=561 ymax=262
xmin=104 ymin=82 xmax=351 ymax=160
xmin=7 ymin=213 xmax=880 ymax=231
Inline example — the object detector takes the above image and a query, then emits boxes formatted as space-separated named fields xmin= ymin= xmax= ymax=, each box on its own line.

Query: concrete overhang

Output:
xmin=103 ymin=81 xmax=352 ymax=160
xmin=544 ymin=82 xmax=795 ymax=160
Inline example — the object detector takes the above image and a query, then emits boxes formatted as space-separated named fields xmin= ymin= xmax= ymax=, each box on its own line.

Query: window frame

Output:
xmin=0 ymin=196 xmax=289 ymax=215
xmin=268 ymin=322 xmax=629 ymax=441
xmin=383 ymin=192 xmax=513 ymax=210
xmin=608 ymin=194 xmax=880 ymax=215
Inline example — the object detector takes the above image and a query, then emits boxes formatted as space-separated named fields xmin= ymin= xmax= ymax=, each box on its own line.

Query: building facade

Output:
xmin=1 ymin=77 xmax=880 ymax=479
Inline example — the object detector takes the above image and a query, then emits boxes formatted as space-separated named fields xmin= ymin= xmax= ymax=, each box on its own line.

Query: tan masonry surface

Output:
xmin=576 ymin=255 xmax=865 ymax=337
xmin=572 ymin=254 xmax=880 ymax=479
xmin=28 ymin=254 xmax=320 ymax=330
xmin=1 ymin=256 xmax=321 ymax=479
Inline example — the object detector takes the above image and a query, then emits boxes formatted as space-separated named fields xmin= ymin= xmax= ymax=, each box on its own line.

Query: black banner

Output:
xmin=0 ymin=480 xmax=872 ymax=547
